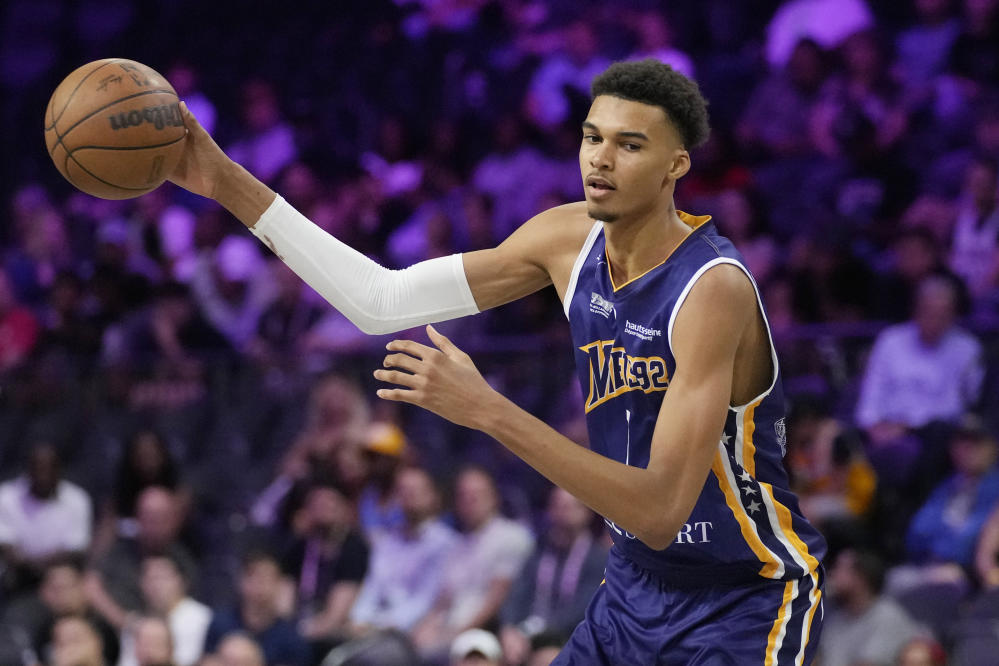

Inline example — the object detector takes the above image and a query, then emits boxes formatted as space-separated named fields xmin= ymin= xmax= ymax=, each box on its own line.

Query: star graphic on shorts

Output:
xmin=741 ymin=485 xmax=758 ymax=495
xmin=720 ymin=434 xmax=732 ymax=446
xmin=739 ymin=470 xmax=752 ymax=483
xmin=746 ymin=500 xmax=761 ymax=514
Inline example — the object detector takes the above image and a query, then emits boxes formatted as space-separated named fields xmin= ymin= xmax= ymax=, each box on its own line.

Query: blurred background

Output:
xmin=1 ymin=0 xmax=998 ymax=664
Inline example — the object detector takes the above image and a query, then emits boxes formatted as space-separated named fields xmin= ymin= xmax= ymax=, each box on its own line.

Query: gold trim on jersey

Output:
xmin=605 ymin=211 xmax=712 ymax=292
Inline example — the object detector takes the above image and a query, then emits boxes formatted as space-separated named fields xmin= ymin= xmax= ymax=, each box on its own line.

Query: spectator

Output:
xmin=225 ymin=80 xmax=297 ymax=184
xmin=855 ymin=276 xmax=984 ymax=483
xmin=948 ymin=154 xmax=999 ymax=303
xmin=211 ymin=633 xmax=266 ymax=666
xmin=873 ymin=227 xmax=955 ymax=322
xmin=116 ymin=555 xmax=210 ymax=666
xmin=51 ymin=616 xmax=108 ymax=666
xmin=93 ymin=429 xmax=191 ymax=557
xmin=281 ymin=482 xmax=368 ymax=643
xmin=738 ymin=38 xmax=827 ymax=161
xmin=412 ymin=466 xmax=534 ymax=659
xmin=906 ymin=418 xmax=999 ymax=570
xmin=499 ymin=488 xmax=606 ymax=666
xmin=765 ymin=0 xmax=875 ymax=67
xmin=0 ymin=441 xmax=92 ymax=592
xmin=449 ymin=628 xmax=502 ymax=666
xmin=525 ymin=21 xmax=609 ymax=129
xmin=817 ymin=549 xmax=926 ymax=666
xmin=624 ymin=10 xmax=695 ymax=79
xmin=975 ymin=497 xmax=999 ymax=587
xmin=86 ymin=487 xmax=197 ymax=632
xmin=897 ymin=637 xmax=948 ymax=666
xmin=948 ymin=0 xmax=999 ymax=96
xmin=895 ymin=0 xmax=962 ymax=90
xmin=349 ymin=465 xmax=458 ymax=633
xmin=189 ymin=235 xmax=275 ymax=351
xmin=1 ymin=557 xmax=119 ymax=666
xmin=356 ymin=422 xmax=406 ymax=536
xmin=0 ymin=266 xmax=39 ymax=372
xmin=129 ymin=616 xmax=175 ymax=666
xmin=202 ymin=551 xmax=308 ymax=666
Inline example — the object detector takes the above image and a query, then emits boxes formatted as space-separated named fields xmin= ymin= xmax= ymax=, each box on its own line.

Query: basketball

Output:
xmin=43 ymin=58 xmax=187 ymax=200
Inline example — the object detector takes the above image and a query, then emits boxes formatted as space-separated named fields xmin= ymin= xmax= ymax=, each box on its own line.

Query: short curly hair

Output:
xmin=591 ymin=59 xmax=710 ymax=149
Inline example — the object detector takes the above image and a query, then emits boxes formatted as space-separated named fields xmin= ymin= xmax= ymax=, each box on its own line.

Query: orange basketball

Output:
xmin=43 ymin=58 xmax=187 ymax=200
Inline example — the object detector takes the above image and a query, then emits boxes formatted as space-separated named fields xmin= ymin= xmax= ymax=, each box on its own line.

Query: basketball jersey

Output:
xmin=564 ymin=213 xmax=826 ymax=586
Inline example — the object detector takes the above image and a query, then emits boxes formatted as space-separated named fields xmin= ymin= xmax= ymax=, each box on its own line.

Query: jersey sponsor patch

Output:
xmin=775 ymin=417 xmax=787 ymax=457
xmin=590 ymin=292 xmax=615 ymax=319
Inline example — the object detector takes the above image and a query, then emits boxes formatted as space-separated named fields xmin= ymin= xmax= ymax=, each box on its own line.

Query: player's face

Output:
xmin=580 ymin=95 xmax=687 ymax=223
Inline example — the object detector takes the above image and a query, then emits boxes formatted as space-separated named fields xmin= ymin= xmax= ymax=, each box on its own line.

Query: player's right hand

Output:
xmin=167 ymin=101 xmax=230 ymax=200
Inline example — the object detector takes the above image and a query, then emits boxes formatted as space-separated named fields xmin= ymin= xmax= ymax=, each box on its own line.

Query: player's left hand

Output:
xmin=375 ymin=325 xmax=499 ymax=429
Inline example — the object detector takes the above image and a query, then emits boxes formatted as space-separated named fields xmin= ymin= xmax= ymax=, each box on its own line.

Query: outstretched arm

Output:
xmin=168 ymin=103 xmax=588 ymax=333
xmin=375 ymin=264 xmax=757 ymax=549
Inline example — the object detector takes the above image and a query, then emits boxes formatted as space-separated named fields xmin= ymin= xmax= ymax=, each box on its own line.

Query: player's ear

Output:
xmin=668 ymin=149 xmax=691 ymax=182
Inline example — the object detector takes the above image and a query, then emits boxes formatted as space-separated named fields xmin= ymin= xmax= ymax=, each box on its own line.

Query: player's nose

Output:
xmin=589 ymin=142 xmax=613 ymax=170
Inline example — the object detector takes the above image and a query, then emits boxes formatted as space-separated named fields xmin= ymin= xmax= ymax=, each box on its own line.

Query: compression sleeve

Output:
xmin=250 ymin=195 xmax=479 ymax=335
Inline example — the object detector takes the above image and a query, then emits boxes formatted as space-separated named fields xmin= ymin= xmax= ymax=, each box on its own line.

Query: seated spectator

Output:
xmin=786 ymin=400 xmax=876 ymax=551
xmin=817 ymin=549 xmax=926 ymax=666
xmin=765 ymin=0 xmax=875 ymax=67
xmin=93 ymin=429 xmax=191 ymax=557
xmin=624 ymin=10 xmax=694 ymax=78
xmin=0 ymin=266 xmax=39 ymax=373
xmin=203 ymin=551 xmax=308 ymax=666
xmin=281 ymin=482 xmax=368 ymax=643
xmin=906 ymin=419 xmax=999 ymax=571
xmin=0 ymin=441 xmax=92 ymax=592
xmin=349 ymin=465 xmax=458 ymax=634
xmin=525 ymin=21 xmax=609 ymax=129
xmin=499 ymin=488 xmax=607 ymax=666
xmin=738 ymin=38 xmax=827 ymax=162
xmin=250 ymin=374 xmax=370 ymax=533
xmin=117 ymin=555 xmax=210 ymax=666
xmin=0 ymin=556 xmax=119 ymax=666
xmin=855 ymin=276 xmax=984 ymax=487
xmin=450 ymin=629 xmax=502 ymax=666
xmin=86 ymin=487 xmax=197 ymax=632
xmin=412 ymin=466 xmax=534 ymax=659
xmin=975 ymin=496 xmax=999 ymax=587
xmin=211 ymin=633 xmax=265 ymax=666
xmin=225 ymin=80 xmax=297 ymax=184
xmin=896 ymin=636 xmax=948 ymax=666
xmin=356 ymin=422 xmax=407 ymax=536
xmin=872 ymin=228 xmax=956 ymax=323
xmin=948 ymin=154 xmax=999 ymax=305
xmin=128 ymin=616 xmax=174 ymax=666
xmin=51 ymin=616 xmax=109 ymax=666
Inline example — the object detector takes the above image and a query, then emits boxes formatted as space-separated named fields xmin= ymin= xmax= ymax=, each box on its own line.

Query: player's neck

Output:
xmin=603 ymin=202 xmax=691 ymax=287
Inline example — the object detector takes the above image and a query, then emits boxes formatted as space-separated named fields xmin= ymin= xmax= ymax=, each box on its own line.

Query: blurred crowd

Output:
xmin=1 ymin=0 xmax=999 ymax=664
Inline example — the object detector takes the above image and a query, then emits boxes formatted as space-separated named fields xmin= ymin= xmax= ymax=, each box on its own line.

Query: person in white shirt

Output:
xmin=0 ymin=442 xmax=92 ymax=589
xmin=117 ymin=554 xmax=211 ymax=666
xmin=412 ymin=466 xmax=534 ymax=660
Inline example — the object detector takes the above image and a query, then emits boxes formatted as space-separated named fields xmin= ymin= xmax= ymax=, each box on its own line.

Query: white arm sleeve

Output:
xmin=250 ymin=195 xmax=479 ymax=335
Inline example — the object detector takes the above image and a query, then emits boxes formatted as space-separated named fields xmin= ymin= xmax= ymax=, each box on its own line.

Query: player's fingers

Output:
xmin=426 ymin=324 xmax=461 ymax=356
xmin=375 ymin=387 xmax=419 ymax=404
xmin=385 ymin=339 xmax=435 ymax=360
xmin=373 ymin=368 xmax=420 ymax=389
xmin=383 ymin=353 xmax=421 ymax=373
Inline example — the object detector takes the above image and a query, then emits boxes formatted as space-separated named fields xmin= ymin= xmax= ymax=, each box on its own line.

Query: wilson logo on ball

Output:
xmin=108 ymin=103 xmax=183 ymax=131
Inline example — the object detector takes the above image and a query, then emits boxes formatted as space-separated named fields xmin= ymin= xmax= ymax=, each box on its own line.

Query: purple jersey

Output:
xmin=564 ymin=213 xmax=826 ymax=586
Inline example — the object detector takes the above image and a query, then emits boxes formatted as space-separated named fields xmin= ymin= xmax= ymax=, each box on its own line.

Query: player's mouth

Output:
xmin=586 ymin=175 xmax=616 ymax=198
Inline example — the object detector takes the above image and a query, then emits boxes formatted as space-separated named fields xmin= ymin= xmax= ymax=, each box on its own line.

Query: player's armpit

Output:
xmin=640 ymin=264 xmax=759 ymax=549
xmin=461 ymin=202 xmax=594 ymax=311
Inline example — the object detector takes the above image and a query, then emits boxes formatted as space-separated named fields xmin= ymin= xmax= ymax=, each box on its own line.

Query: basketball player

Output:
xmin=169 ymin=59 xmax=825 ymax=664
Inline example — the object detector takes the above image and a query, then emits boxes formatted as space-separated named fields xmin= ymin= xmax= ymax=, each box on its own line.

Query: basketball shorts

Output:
xmin=553 ymin=547 xmax=824 ymax=665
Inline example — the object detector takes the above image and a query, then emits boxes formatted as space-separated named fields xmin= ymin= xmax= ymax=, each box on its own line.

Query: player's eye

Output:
xmin=623 ymin=143 xmax=641 ymax=151
xmin=583 ymin=134 xmax=601 ymax=144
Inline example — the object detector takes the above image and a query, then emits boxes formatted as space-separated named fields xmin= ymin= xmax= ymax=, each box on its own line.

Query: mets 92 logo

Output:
xmin=579 ymin=340 xmax=669 ymax=412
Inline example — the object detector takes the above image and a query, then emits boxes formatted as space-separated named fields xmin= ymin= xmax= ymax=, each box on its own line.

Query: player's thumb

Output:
xmin=178 ymin=101 xmax=205 ymax=136
xmin=427 ymin=324 xmax=459 ymax=356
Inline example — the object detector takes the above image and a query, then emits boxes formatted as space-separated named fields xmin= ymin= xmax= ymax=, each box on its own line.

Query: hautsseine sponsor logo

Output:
xmin=579 ymin=339 xmax=669 ymax=412
xmin=590 ymin=292 xmax=615 ymax=319
xmin=624 ymin=320 xmax=661 ymax=341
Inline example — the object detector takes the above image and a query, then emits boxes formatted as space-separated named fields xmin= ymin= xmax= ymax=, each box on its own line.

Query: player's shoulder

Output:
xmin=517 ymin=201 xmax=595 ymax=249
xmin=680 ymin=261 xmax=757 ymax=318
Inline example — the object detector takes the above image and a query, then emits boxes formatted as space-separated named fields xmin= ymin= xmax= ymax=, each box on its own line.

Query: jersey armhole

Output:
xmin=666 ymin=257 xmax=780 ymax=410
xmin=562 ymin=221 xmax=604 ymax=318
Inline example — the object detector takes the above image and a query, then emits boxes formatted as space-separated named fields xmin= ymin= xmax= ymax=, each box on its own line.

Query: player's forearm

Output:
xmin=213 ymin=159 xmax=278 ymax=229
xmin=477 ymin=395 xmax=685 ymax=550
